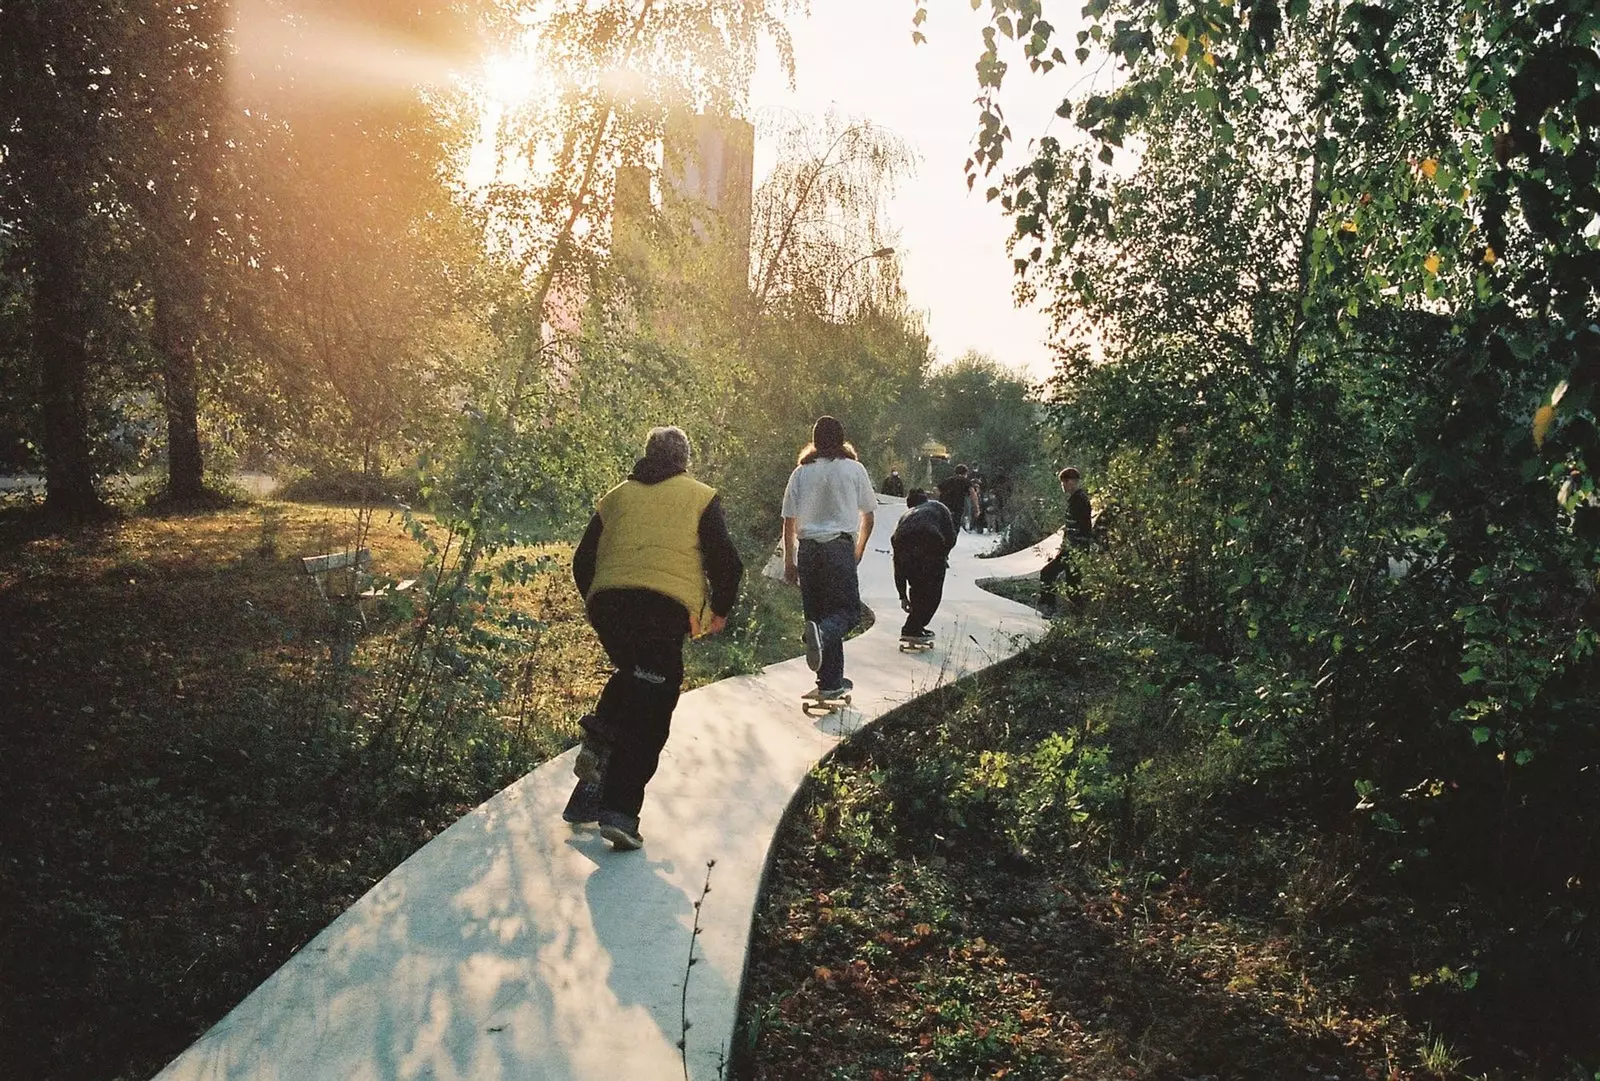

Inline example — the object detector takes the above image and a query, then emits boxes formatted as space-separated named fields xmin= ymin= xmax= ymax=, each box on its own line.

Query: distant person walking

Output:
xmin=782 ymin=416 xmax=877 ymax=700
xmin=1039 ymin=466 xmax=1092 ymax=613
xmin=937 ymin=463 xmax=979 ymax=531
xmin=568 ymin=426 xmax=744 ymax=850
xmin=880 ymin=469 xmax=906 ymax=498
xmin=891 ymin=488 xmax=957 ymax=643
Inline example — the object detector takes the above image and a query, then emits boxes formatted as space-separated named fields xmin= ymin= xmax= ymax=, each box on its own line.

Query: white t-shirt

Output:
xmin=781 ymin=457 xmax=877 ymax=540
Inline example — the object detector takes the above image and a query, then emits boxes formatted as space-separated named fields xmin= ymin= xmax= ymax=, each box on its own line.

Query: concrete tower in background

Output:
xmin=660 ymin=111 xmax=754 ymax=288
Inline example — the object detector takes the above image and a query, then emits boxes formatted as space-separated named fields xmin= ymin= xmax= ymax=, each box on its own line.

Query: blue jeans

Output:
xmin=798 ymin=535 xmax=860 ymax=689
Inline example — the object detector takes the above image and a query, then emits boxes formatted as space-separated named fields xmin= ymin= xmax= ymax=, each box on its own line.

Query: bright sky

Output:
xmin=749 ymin=2 xmax=1079 ymax=382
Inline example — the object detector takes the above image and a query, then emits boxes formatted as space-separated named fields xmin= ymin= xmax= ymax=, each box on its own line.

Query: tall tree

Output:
xmin=117 ymin=1 xmax=230 ymax=500
xmin=0 ymin=1 xmax=118 ymax=517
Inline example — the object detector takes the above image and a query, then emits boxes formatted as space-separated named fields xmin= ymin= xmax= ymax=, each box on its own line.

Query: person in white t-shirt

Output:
xmin=781 ymin=415 xmax=877 ymax=697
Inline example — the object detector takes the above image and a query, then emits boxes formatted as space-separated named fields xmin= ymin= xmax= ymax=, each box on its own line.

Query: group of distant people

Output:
xmin=882 ymin=464 xmax=1006 ymax=535
xmin=561 ymin=416 xmax=1090 ymax=852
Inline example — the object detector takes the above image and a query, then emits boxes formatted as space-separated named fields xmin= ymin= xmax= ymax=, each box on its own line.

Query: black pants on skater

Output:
xmin=585 ymin=588 xmax=688 ymax=819
xmin=899 ymin=556 xmax=946 ymax=636
xmin=893 ymin=535 xmax=948 ymax=637
xmin=1039 ymin=541 xmax=1087 ymax=611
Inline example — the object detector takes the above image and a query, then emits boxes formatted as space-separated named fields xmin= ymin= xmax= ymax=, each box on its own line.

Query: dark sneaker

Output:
xmin=817 ymin=677 xmax=853 ymax=699
xmin=802 ymin=621 xmax=822 ymax=671
xmin=900 ymin=629 xmax=935 ymax=642
xmin=562 ymin=777 xmax=603 ymax=824
xmin=598 ymin=810 xmax=644 ymax=851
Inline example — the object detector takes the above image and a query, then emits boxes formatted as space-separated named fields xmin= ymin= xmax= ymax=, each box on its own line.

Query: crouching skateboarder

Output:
xmin=891 ymin=488 xmax=956 ymax=648
xmin=564 ymin=426 xmax=743 ymax=850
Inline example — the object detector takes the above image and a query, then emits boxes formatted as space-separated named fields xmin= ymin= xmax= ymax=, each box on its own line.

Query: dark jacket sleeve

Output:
xmin=893 ymin=546 xmax=908 ymax=599
xmin=572 ymin=512 xmax=603 ymax=598
xmin=1068 ymin=490 xmax=1093 ymax=546
xmin=697 ymin=494 xmax=745 ymax=616
xmin=936 ymin=502 xmax=957 ymax=554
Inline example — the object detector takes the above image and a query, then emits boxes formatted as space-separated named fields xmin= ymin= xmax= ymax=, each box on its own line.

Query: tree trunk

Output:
xmin=156 ymin=280 xmax=206 ymax=499
xmin=31 ymin=238 xmax=103 ymax=518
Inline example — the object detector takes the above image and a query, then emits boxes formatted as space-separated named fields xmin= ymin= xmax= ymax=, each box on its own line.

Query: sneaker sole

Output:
xmin=600 ymin=824 xmax=644 ymax=850
xmin=802 ymin=622 xmax=821 ymax=671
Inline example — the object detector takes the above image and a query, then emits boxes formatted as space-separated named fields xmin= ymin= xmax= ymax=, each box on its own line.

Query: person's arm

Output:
xmin=893 ymin=541 xmax=908 ymax=605
xmin=572 ymin=512 xmax=603 ymax=598
xmin=782 ymin=516 xmax=799 ymax=585
xmin=938 ymin=504 xmax=957 ymax=554
xmin=1071 ymin=491 xmax=1093 ymax=543
xmin=697 ymin=495 xmax=744 ymax=631
xmin=853 ymin=463 xmax=876 ymax=563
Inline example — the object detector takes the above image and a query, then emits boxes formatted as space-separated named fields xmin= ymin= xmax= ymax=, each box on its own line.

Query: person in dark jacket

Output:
xmin=880 ymin=469 xmax=906 ymax=498
xmin=1039 ymin=466 xmax=1092 ymax=613
xmin=891 ymin=489 xmax=957 ymax=641
xmin=567 ymin=425 xmax=744 ymax=850
xmin=936 ymin=463 xmax=979 ymax=530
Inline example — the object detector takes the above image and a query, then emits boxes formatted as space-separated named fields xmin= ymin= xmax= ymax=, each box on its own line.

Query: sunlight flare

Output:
xmin=230 ymin=0 xmax=470 ymax=102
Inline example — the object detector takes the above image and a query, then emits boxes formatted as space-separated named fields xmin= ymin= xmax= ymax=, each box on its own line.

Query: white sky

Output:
xmin=749 ymin=2 xmax=1079 ymax=382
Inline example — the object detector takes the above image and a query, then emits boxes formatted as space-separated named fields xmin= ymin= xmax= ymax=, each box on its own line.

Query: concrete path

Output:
xmin=155 ymin=499 xmax=1063 ymax=1081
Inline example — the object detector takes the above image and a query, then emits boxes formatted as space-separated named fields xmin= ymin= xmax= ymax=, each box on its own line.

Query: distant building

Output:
xmin=661 ymin=112 xmax=753 ymax=288
xmin=542 ymin=111 xmax=754 ymax=382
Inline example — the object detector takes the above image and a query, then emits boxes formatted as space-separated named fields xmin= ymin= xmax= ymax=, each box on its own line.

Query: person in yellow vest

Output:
xmin=567 ymin=426 xmax=743 ymax=850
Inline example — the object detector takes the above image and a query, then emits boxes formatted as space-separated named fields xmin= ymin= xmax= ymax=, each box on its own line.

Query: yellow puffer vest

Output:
xmin=587 ymin=473 xmax=717 ymax=631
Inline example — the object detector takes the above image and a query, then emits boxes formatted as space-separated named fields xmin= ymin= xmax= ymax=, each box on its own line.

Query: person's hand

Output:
xmin=704 ymin=613 xmax=729 ymax=636
xmin=900 ymin=597 xmax=911 ymax=612
xmin=783 ymin=561 xmax=799 ymax=586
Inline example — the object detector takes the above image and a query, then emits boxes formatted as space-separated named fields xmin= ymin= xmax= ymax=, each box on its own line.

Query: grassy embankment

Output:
xmin=736 ymin=596 xmax=1597 ymax=1081
xmin=0 ymin=497 xmax=806 ymax=1081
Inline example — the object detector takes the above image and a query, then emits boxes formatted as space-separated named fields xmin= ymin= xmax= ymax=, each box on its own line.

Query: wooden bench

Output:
xmin=300 ymin=548 xmax=419 ymax=622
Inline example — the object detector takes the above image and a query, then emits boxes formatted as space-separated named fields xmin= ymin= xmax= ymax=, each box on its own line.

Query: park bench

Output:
xmin=300 ymin=548 xmax=419 ymax=622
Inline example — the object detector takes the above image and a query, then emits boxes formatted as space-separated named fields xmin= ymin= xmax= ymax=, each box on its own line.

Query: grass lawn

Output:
xmin=0 ymin=497 xmax=809 ymax=1081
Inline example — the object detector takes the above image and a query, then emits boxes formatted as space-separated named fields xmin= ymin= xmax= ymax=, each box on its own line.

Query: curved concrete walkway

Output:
xmin=155 ymin=498 xmax=1063 ymax=1081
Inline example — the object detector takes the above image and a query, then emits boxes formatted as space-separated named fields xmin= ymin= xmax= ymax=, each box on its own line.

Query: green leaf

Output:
xmin=1460 ymin=666 xmax=1485 ymax=684
xmin=1470 ymin=725 xmax=1492 ymax=745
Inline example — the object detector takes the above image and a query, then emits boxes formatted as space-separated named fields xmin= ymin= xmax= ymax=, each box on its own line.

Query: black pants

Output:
xmin=1039 ymin=543 xmax=1085 ymax=607
xmin=586 ymin=589 xmax=687 ymax=819
xmin=900 ymin=556 xmax=946 ymax=635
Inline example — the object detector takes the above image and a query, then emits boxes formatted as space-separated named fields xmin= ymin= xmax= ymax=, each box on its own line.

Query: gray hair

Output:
xmin=643 ymin=425 xmax=691 ymax=471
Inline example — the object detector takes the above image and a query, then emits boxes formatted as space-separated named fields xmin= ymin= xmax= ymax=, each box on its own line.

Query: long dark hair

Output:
xmin=798 ymin=414 xmax=857 ymax=465
xmin=797 ymin=441 xmax=860 ymax=466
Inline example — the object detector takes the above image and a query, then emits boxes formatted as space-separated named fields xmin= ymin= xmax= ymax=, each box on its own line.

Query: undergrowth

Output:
xmin=737 ymin=619 xmax=1600 ymax=1081
xmin=0 ymin=499 xmax=804 ymax=1081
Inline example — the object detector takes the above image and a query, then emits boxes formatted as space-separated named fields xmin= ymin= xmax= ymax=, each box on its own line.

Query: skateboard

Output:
xmin=898 ymin=635 xmax=935 ymax=652
xmin=800 ymin=687 xmax=852 ymax=715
